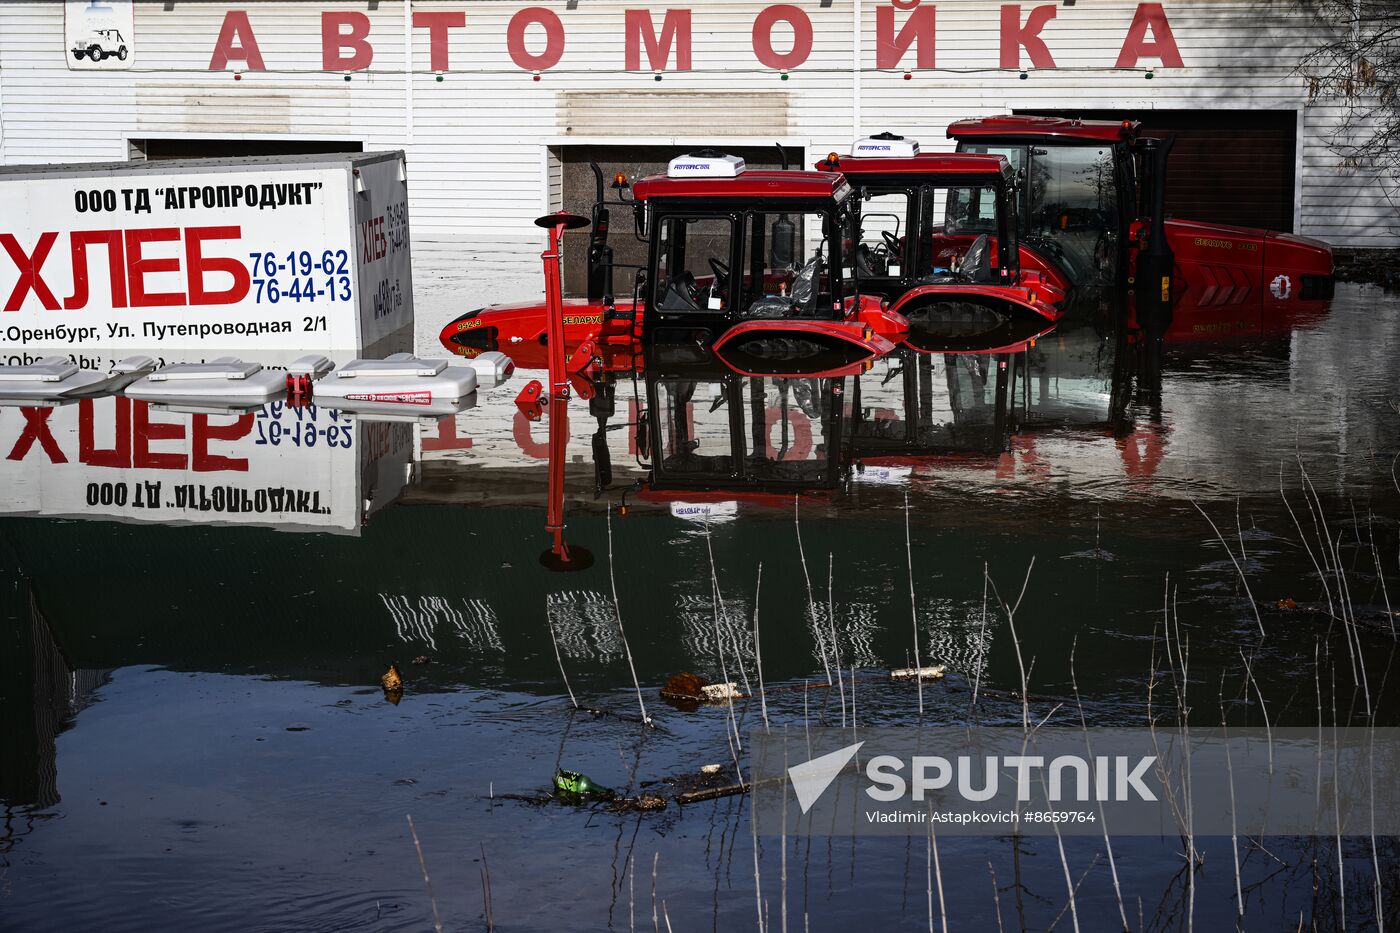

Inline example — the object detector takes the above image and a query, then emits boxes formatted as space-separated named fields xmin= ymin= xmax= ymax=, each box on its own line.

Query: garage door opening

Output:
xmin=131 ymin=138 xmax=363 ymax=161
xmin=550 ymin=144 xmax=803 ymax=298
xmin=1017 ymin=109 xmax=1297 ymax=233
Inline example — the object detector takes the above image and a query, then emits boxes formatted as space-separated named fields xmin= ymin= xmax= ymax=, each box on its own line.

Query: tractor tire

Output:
xmin=117 ymin=46 xmax=128 ymax=61
xmin=87 ymin=45 xmax=102 ymax=61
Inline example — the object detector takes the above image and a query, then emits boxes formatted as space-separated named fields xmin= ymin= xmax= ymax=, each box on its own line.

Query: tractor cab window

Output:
xmin=1024 ymin=146 xmax=1118 ymax=286
xmin=855 ymin=189 xmax=913 ymax=279
xmin=653 ymin=216 xmax=736 ymax=314
xmin=738 ymin=209 xmax=845 ymax=320
xmin=916 ymin=185 xmax=1002 ymax=283
xmin=958 ymin=141 xmax=1119 ymax=287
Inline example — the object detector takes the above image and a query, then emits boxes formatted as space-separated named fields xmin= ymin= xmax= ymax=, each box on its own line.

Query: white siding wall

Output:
xmin=0 ymin=0 xmax=1394 ymax=249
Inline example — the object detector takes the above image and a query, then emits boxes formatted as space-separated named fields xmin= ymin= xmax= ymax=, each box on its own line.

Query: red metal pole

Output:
xmin=534 ymin=211 xmax=592 ymax=571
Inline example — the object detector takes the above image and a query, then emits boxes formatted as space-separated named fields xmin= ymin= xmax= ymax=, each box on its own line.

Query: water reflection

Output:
xmin=0 ymin=397 xmax=415 ymax=534
xmin=4 ymin=283 xmax=1400 ymax=932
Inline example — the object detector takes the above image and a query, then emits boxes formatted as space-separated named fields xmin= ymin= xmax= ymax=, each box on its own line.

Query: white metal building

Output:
xmin=1 ymin=0 xmax=1394 ymax=266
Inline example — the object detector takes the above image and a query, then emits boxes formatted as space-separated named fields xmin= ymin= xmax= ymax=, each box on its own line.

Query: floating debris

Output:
xmin=411 ymin=655 xmax=432 ymax=665
xmin=891 ymin=664 xmax=947 ymax=682
xmin=701 ymin=682 xmax=744 ymax=702
xmin=381 ymin=664 xmax=404 ymax=705
xmin=1276 ymin=597 xmax=1298 ymax=610
xmin=608 ymin=794 xmax=667 ymax=812
xmin=700 ymin=763 xmax=723 ymax=776
xmin=660 ymin=671 xmax=708 ymax=703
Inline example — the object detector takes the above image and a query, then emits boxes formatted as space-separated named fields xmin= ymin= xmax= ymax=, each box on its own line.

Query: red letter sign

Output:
xmin=507 ymin=7 xmax=565 ymax=71
xmin=753 ymin=5 xmax=813 ymax=70
xmin=209 ymin=10 xmax=266 ymax=71
xmin=413 ymin=11 xmax=466 ymax=72
xmin=876 ymin=5 xmax=937 ymax=70
xmin=625 ymin=9 xmax=692 ymax=71
xmin=1 ymin=232 xmax=60 ymax=312
xmin=322 ymin=12 xmax=374 ymax=71
xmin=185 ymin=226 xmax=251 ymax=306
xmin=1115 ymin=3 xmax=1183 ymax=68
xmin=1000 ymin=4 xmax=1057 ymax=69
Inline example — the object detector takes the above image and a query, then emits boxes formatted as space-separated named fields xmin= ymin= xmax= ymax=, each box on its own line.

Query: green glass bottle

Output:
xmin=555 ymin=768 xmax=614 ymax=798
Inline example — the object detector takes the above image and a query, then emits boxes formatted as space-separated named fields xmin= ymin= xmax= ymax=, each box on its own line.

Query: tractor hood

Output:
xmin=1165 ymin=219 xmax=1333 ymax=277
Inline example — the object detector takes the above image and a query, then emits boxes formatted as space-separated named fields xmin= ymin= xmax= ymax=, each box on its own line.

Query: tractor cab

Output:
xmin=949 ymin=116 xmax=1134 ymax=292
xmin=814 ymin=134 xmax=1064 ymax=337
xmin=633 ymin=152 xmax=883 ymax=348
xmin=948 ymin=114 xmax=1335 ymax=341
xmin=820 ymin=137 xmax=1025 ymax=297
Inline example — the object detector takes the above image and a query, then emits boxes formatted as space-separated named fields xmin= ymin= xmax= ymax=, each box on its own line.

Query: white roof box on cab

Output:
xmin=315 ymin=353 xmax=477 ymax=407
xmin=668 ymin=150 xmax=746 ymax=179
xmin=852 ymin=133 xmax=920 ymax=158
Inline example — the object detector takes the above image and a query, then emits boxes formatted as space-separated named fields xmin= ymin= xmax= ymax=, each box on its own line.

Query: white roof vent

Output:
xmin=852 ymin=133 xmax=920 ymax=158
xmin=667 ymin=150 xmax=745 ymax=179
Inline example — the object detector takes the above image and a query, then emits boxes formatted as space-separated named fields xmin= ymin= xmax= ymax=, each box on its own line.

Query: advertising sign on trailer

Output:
xmin=0 ymin=152 xmax=414 ymax=354
xmin=65 ymin=0 xmax=134 ymax=70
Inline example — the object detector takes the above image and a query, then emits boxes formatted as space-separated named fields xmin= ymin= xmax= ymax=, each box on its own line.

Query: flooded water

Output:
xmin=3 ymin=277 xmax=1399 ymax=931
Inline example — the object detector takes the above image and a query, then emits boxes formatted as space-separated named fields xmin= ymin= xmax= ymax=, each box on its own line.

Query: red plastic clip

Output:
xmin=286 ymin=372 xmax=314 ymax=407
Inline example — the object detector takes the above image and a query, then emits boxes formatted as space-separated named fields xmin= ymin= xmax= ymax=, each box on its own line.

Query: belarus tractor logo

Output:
xmin=1270 ymin=274 xmax=1293 ymax=301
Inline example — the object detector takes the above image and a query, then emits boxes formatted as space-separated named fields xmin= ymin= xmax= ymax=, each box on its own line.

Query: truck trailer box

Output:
xmin=0 ymin=151 xmax=413 ymax=356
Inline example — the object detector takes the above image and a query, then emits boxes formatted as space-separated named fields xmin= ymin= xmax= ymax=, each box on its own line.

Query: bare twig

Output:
xmin=405 ymin=815 xmax=443 ymax=933
xmin=905 ymin=491 xmax=925 ymax=717
xmin=608 ymin=505 xmax=652 ymax=726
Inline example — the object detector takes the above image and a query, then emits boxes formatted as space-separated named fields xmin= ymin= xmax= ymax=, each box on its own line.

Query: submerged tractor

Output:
xmin=818 ymin=134 xmax=1066 ymax=333
xmin=946 ymin=115 xmax=1335 ymax=341
xmin=440 ymin=151 xmax=903 ymax=371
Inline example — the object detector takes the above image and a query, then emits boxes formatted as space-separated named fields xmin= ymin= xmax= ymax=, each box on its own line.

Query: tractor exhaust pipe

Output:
xmin=1134 ymin=134 xmax=1176 ymax=341
xmin=587 ymin=161 xmax=614 ymax=304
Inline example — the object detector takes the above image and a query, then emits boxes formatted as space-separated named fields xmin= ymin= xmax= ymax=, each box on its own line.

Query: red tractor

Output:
xmin=440 ymin=151 xmax=903 ymax=370
xmin=946 ymin=115 xmax=1335 ymax=342
xmin=815 ymin=135 xmax=1067 ymax=342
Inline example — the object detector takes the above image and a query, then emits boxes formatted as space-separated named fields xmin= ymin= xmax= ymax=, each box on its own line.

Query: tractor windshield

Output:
xmin=957 ymin=142 xmax=1119 ymax=287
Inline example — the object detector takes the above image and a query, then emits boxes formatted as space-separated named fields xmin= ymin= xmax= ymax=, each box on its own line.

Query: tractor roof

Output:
xmin=632 ymin=170 xmax=851 ymax=204
xmin=947 ymin=114 xmax=1139 ymax=143
xmin=818 ymin=152 xmax=1013 ymax=182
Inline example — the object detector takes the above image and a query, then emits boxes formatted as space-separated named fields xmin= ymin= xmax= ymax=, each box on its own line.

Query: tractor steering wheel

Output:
xmin=881 ymin=230 xmax=903 ymax=259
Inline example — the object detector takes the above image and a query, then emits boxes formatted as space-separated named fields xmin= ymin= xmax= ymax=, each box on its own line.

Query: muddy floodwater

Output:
xmin=3 ymin=278 xmax=1400 ymax=931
